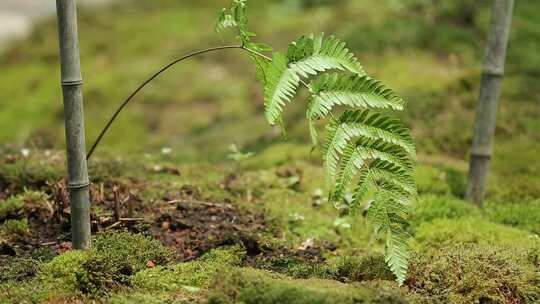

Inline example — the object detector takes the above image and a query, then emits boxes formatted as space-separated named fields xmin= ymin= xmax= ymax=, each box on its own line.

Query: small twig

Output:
xmin=105 ymin=221 xmax=122 ymax=230
xmin=112 ymin=185 xmax=121 ymax=222
xmin=119 ymin=217 xmax=145 ymax=222
xmin=163 ymin=199 xmax=233 ymax=209
xmin=126 ymin=192 xmax=134 ymax=218
xmin=41 ymin=241 xmax=57 ymax=246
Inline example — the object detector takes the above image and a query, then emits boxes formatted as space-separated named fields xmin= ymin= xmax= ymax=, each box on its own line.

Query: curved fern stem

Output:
xmin=86 ymin=44 xmax=276 ymax=160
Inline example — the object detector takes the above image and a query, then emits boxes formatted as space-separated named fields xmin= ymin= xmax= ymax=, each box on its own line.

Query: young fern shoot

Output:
xmin=217 ymin=0 xmax=417 ymax=284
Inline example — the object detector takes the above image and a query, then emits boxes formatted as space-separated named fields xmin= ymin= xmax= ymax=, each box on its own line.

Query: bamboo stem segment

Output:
xmin=56 ymin=0 xmax=91 ymax=249
xmin=466 ymin=0 xmax=514 ymax=206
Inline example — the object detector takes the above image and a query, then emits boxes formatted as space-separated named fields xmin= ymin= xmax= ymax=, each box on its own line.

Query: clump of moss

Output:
xmin=0 ymin=219 xmax=30 ymax=238
xmin=108 ymin=292 xmax=185 ymax=304
xmin=132 ymin=246 xmax=245 ymax=291
xmin=413 ymin=217 xmax=539 ymax=252
xmin=329 ymin=254 xmax=395 ymax=282
xmin=0 ymin=250 xmax=92 ymax=303
xmin=76 ymin=231 xmax=176 ymax=294
xmin=406 ymin=245 xmax=540 ymax=303
xmin=0 ymin=281 xmax=54 ymax=304
xmin=414 ymin=165 xmax=452 ymax=195
xmin=39 ymin=250 xmax=89 ymax=291
xmin=0 ymin=196 xmax=24 ymax=221
xmin=92 ymin=231 xmax=175 ymax=274
xmin=410 ymin=195 xmax=482 ymax=228
xmin=486 ymin=199 xmax=540 ymax=234
xmin=0 ymin=232 xmax=179 ymax=302
xmin=444 ymin=168 xmax=466 ymax=197
xmin=30 ymin=247 xmax=57 ymax=262
xmin=281 ymin=261 xmax=331 ymax=279
xmin=252 ymin=252 xmax=332 ymax=280
xmin=207 ymin=267 xmax=413 ymax=304
xmin=0 ymin=256 xmax=40 ymax=283
xmin=0 ymin=157 xmax=63 ymax=191
xmin=0 ymin=190 xmax=53 ymax=223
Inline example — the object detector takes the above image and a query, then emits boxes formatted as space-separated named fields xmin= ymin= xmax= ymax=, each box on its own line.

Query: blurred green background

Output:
xmin=0 ymin=0 xmax=538 ymax=201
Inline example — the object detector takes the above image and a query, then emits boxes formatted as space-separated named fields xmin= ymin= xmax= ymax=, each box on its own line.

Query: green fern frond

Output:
xmin=288 ymin=34 xmax=365 ymax=77
xmin=322 ymin=116 xmax=414 ymax=185
xmin=366 ymin=194 xmax=410 ymax=285
xmin=354 ymin=140 xmax=413 ymax=171
xmin=216 ymin=0 xmax=416 ymax=285
xmin=368 ymin=167 xmax=416 ymax=197
xmin=308 ymin=74 xmax=405 ymax=119
xmin=322 ymin=119 xmax=350 ymax=183
xmin=216 ymin=0 xmax=250 ymax=42
xmin=264 ymin=53 xmax=302 ymax=125
xmin=322 ymin=117 xmax=415 ymax=284
xmin=329 ymin=143 xmax=414 ymax=204
xmin=264 ymin=34 xmax=365 ymax=125
xmin=330 ymin=143 xmax=364 ymax=202
xmin=327 ymin=110 xmax=415 ymax=158
xmin=216 ymin=0 xmax=272 ymax=55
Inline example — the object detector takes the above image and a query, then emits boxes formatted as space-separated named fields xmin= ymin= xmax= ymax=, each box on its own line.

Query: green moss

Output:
xmin=0 ymin=256 xmax=40 ymax=283
xmin=207 ymin=267 xmax=414 ymax=304
xmin=410 ymin=195 xmax=481 ymax=228
xmin=0 ymin=219 xmax=30 ymax=238
xmin=329 ymin=254 xmax=395 ymax=282
xmin=0 ymin=158 xmax=63 ymax=190
xmin=253 ymin=252 xmax=332 ymax=280
xmin=92 ymin=231 xmax=175 ymax=274
xmin=0 ymin=190 xmax=52 ymax=222
xmin=30 ymin=247 xmax=57 ymax=263
xmin=132 ymin=246 xmax=244 ymax=291
xmin=407 ymin=245 xmax=540 ymax=303
xmin=413 ymin=217 xmax=540 ymax=253
xmin=75 ymin=231 xmax=176 ymax=294
xmin=0 ymin=250 xmax=92 ymax=303
xmin=108 ymin=293 xmax=171 ymax=304
xmin=414 ymin=165 xmax=452 ymax=195
xmin=108 ymin=292 xmax=186 ymax=304
xmin=39 ymin=250 xmax=89 ymax=291
xmin=244 ymin=143 xmax=315 ymax=169
xmin=0 ymin=279 xmax=93 ymax=304
xmin=486 ymin=199 xmax=540 ymax=234
xmin=0 ymin=196 xmax=24 ymax=221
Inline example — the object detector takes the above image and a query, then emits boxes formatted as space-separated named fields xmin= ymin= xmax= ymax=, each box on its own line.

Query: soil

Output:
xmin=0 ymin=174 xmax=268 ymax=261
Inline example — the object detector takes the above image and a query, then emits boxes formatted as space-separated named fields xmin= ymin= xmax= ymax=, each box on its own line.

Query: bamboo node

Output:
xmin=67 ymin=181 xmax=91 ymax=190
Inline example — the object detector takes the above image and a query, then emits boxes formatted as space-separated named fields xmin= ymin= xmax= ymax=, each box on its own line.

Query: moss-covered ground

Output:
xmin=1 ymin=0 xmax=539 ymax=303
xmin=0 ymin=152 xmax=538 ymax=303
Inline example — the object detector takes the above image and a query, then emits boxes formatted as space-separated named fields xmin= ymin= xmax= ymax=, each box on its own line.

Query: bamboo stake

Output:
xmin=56 ymin=0 xmax=91 ymax=249
xmin=466 ymin=0 xmax=514 ymax=206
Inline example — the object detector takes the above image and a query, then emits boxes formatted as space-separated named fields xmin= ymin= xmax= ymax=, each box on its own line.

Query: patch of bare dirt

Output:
xmin=1 ymin=177 xmax=267 ymax=261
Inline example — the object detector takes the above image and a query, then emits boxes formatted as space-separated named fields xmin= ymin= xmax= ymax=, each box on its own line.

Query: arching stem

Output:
xmin=86 ymin=44 xmax=306 ymax=160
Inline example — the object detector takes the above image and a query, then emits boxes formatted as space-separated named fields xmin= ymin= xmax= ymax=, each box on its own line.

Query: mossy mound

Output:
xmin=407 ymin=245 xmax=540 ymax=303
xmin=413 ymin=217 xmax=539 ymax=253
xmin=131 ymin=246 xmax=244 ymax=291
xmin=486 ymin=199 xmax=540 ymax=234
xmin=77 ymin=231 xmax=176 ymax=294
xmin=208 ymin=267 xmax=414 ymax=304
xmin=0 ymin=256 xmax=40 ymax=283
xmin=329 ymin=254 xmax=395 ymax=283
xmin=0 ymin=231 xmax=177 ymax=302
xmin=410 ymin=194 xmax=481 ymax=228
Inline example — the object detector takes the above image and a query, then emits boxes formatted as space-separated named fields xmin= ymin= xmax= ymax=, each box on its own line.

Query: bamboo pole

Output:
xmin=466 ymin=0 xmax=514 ymax=206
xmin=56 ymin=0 xmax=91 ymax=249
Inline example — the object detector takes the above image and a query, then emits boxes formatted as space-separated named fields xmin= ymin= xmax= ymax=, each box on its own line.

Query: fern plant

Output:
xmin=216 ymin=0 xmax=416 ymax=284
xmin=90 ymin=0 xmax=416 ymax=285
